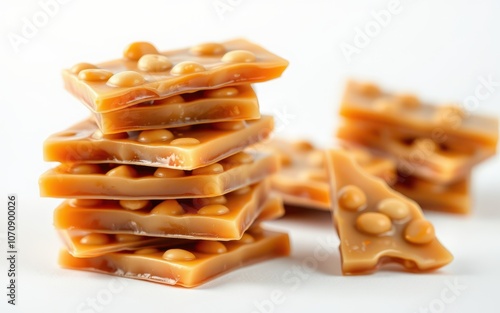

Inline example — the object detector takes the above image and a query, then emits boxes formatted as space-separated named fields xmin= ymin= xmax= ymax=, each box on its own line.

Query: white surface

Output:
xmin=1 ymin=0 xmax=499 ymax=312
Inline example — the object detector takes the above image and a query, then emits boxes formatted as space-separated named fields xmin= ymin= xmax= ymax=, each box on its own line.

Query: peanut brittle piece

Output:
xmin=340 ymin=80 xmax=498 ymax=148
xmin=326 ymin=150 xmax=453 ymax=275
xmin=94 ymin=85 xmax=260 ymax=134
xmin=43 ymin=115 xmax=273 ymax=170
xmin=64 ymin=39 xmax=288 ymax=112
xmin=40 ymin=151 xmax=278 ymax=199
xmin=337 ymin=118 xmax=489 ymax=184
xmin=58 ymin=195 xmax=285 ymax=257
xmin=53 ymin=181 xmax=270 ymax=240
xmin=58 ymin=227 xmax=290 ymax=288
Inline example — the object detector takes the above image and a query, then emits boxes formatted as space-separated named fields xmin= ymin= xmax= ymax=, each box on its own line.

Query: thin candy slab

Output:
xmin=53 ymin=181 xmax=271 ymax=240
xmin=337 ymin=118 xmax=489 ymax=184
xmin=340 ymin=80 xmax=498 ymax=148
xmin=58 ymin=195 xmax=285 ymax=258
xmin=40 ymin=151 xmax=278 ymax=199
xmin=64 ymin=39 xmax=288 ymax=113
xmin=43 ymin=115 xmax=273 ymax=170
xmin=94 ymin=85 xmax=260 ymax=134
xmin=58 ymin=227 xmax=290 ymax=288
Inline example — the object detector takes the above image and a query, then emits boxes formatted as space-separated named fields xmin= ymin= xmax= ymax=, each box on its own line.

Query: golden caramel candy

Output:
xmin=197 ymin=204 xmax=230 ymax=216
xmin=195 ymin=241 xmax=227 ymax=254
xmin=170 ymin=61 xmax=206 ymax=75
xmin=71 ymin=63 xmax=97 ymax=74
xmin=221 ymin=50 xmax=256 ymax=63
xmin=69 ymin=164 xmax=101 ymax=175
xmin=118 ymin=199 xmax=150 ymax=211
xmin=355 ymin=212 xmax=392 ymax=235
xmin=107 ymin=71 xmax=146 ymax=87
xmin=150 ymin=200 xmax=185 ymax=216
xmin=377 ymin=198 xmax=410 ymax=220
xmin=189 ymin=42 xmax=226 ymax=56
xmin=40 ymin=151 xmax=278 ymax=199
xmin=63 ymin=39 xmax=288 ymax=113
xmin=135 ymin=248 xmax=159 ymax=255
xmin=57 ymin=195 xmax=284 ymax=258
xmin=137 ymin=129 xmax=174 ymax=143
xmin=153 ymin=167 xmax=185 ymax=178
xmin=255 ymin=138 xmax=396 ymax=210
xmin=404 ymin=219 xmax=435 ymax=244
xmin=204 ymin=87 xmax=239 ymax=98
xmin=58 ymin=227 xmax=290 ymax=288
xmin=80 ymin=233 xmax=110 ymax=245
xmin=137 ymin=54 xmax=172 ymax=72
xmin=53 ymin=181 xmax=272 ymax=240
xmin=105 ymin=165 xmax=137 ymax=178
xmin=239 ymin=233 xmax=255 ymax=244
xmin=191 ymin=163 xmax=224 ymax=175
xmin=169 ymin=137 xmax=200 ymax=146
xmin=163 ymin=249 xmax=196 ymax=261
xmin=78 ymin=69 xmax=113 ymax=82
xmin=326 ymin=150 xmax=453 ymax=275
xmin=114 ymin=234 xmax=144 ymax=243
xmin=193 ymin=195 xmax=227 ymax=208
xmin=123 ymin=42 xmax=159 ymax=61
xmin=43 ymin=116 xmax=274 ymax=170
xmin=338 ymin=185 xmax=367 ymax=211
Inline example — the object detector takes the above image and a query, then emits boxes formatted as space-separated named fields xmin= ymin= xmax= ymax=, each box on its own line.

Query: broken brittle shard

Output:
xmin=326 ymin=150 xmax=453 ymax=275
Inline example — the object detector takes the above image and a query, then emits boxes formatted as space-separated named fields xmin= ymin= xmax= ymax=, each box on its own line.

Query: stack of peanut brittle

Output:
xmin=40 ymin=39 xmax=291 ymax=287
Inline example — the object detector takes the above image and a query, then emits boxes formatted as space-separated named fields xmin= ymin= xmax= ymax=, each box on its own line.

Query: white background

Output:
xmin=1 ymin=0 xmax=500 ymax=312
